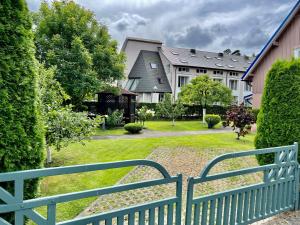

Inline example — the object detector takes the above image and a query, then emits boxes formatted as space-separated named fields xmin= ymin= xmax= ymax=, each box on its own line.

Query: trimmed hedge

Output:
xmin=124 ymin=123 xmax=143 ymax=134
xmin=255 ymin=59 xmax=300 ymax=165
xmin=137 ymin=103 xmax=230 ymax=119
xmin=205 ymin=114 xmax=221 ymax=128
xmin=0 ymin=0 xmax=44 ymax=222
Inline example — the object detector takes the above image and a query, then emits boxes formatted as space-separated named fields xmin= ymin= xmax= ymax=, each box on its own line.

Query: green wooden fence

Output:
xmin=185 ymin=143 xmax=299 ymax=225
xmin=0 ymin=143 xmax=299 ymax=225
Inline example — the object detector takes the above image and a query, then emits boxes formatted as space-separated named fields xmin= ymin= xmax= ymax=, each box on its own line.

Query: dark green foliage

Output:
xmin=251 ymin=108 xmax=260 ymax=122
xmin=34 ymin=1 xmax=125 ymax=108
xmin=204 ymin=114 xmax=221 ymax=128
xmin=255 ymin=59 xmax=300 ymax=165
xmin=0 ymin=0 xmax=44 ymax=222
xmin=124 ymin=123 xmax=143 ymax=134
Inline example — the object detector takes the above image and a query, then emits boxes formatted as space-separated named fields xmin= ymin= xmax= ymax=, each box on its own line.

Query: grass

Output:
xmin=94 ymin=120 xmax=221 ymax=136
xmin=32 ymin=132 xmax=255 ymax=223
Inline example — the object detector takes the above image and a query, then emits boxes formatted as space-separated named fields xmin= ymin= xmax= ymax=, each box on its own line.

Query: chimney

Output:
xmin=190 ymin=49 xmax=196 ymax=54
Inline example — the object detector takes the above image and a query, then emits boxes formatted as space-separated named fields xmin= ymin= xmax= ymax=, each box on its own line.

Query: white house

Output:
xmin=121 ymin=37 xmax=253 ymax=105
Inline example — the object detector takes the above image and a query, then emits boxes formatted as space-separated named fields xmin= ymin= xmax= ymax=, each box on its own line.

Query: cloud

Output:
xmin=27 ymin=0 xmax=298 ymax=54
xmin=166 ymin=25 xmax=214 ymax=48
xmin=112 ymin=13 xmax=149 ymax=32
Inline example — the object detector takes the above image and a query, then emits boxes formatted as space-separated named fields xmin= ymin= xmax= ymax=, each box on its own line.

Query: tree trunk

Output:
xmin=202 ymin=108 xmax=206 ymax=123
xmin=46 ymin=146 xmax=52 ymax=164
xmin=172 ymin=118 xmax=175 ymax=126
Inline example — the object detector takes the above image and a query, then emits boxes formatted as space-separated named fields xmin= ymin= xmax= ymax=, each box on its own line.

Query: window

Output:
xmin=196 ymin=68 xmax=207 ymax=74
xmin=294 ymin=48 xmax=300 ymax=58
xmin=213 ymin=78 xmax=223 ymax=83
xmin=213 ymin=70 xmax=223 ymax=75
xmin=178 ymin=67 xmax=190 ymax=72
xmin=229 ymin=71 xmax=239 ymax=76
xmin=143 ymin=93 xmax=152 ymax=103
xmin=157 ymin=77 xmax=164 ymax=84
xmin=180 ymin=59 xmax=188 ymax=63
xmin=178 ymin=76 xmax=189 ymax=87
xmin=159 ymin=93 xmax=164 ymax=102
xmin=125 ymin=79 xmax=139 ymax=91
xmin=150 ymin=63 xmax=157 ymax=69
xmin=229 ymin=80 xmax=238 ymax=90
xmin=244 ymin=82 xmax=252 ymax=92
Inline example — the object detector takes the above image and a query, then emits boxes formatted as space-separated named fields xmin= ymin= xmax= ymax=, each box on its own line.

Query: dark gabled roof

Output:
xmin=127 ymin=50 xmax=172 ymax=93
xmin=160 ymin=46 xmax=253 ymax=72
xmin=242 ymin=0 xmax=300 ymax=80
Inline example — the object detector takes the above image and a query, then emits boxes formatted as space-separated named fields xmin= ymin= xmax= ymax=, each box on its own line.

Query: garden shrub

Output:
xmin=0 ymin=1 xmax=44 ymax=222
xmin=106 ymin=109 xmax=124 ymax=128
xmin=204 ymin=114 xmax=221 ymax=128
xmin=124 ymin=123 xmax=143 ymax=134
xmin=225 ymin=104 xmax=254 ymax=140
xmin=255 ymin=59 xmax=300 ymax=165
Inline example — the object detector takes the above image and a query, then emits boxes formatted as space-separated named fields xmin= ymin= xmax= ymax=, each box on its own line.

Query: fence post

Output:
xmin=294 ymin=142 xmax=299 ymax=210
xmin=176 ymin=174 xmax=183 ymax=225
xmin=185 ymin=177 xmax=194 ymax=225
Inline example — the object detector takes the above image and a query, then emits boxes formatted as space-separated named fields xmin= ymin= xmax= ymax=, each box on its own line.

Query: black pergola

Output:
xmin=96 ymin=89 xmax=137 ymax=123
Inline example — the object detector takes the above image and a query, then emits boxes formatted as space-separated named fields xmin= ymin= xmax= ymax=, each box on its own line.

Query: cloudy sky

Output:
xmin=27 ymin=0 xmax=297 ymax=55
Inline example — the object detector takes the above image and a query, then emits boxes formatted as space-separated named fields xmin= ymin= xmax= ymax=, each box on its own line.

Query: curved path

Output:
xmin=92 ymin=127 xmax=232 ymax=140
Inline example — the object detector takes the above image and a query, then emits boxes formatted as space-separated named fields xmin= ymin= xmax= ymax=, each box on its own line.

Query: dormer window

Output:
xmin=171 ymin=50 xmax=179 ymax=55
xmin=180 ymin=59 xmax=188 ymax=63
xmin=150 ymin=63 xmax=157 ymax=69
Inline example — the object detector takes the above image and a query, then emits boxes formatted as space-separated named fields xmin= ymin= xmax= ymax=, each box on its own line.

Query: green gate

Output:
xmin=0 ymin=160 xmax=182 ymax=225
xmin=185 ymin=143 xmax=299 ymax=225
xmin=0 ymin=144 xmax=299 ymax=225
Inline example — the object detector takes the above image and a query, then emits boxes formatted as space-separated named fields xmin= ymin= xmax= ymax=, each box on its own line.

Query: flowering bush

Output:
xmin=137 ymin=106 xmax=155 ymax=126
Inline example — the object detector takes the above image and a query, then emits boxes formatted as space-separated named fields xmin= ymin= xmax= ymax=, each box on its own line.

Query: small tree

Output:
xmin=156 ymin=93 xmax=185 ymax=126
xmin=255 ymin=59 xmax=300 ymax=165
xmin=225 ymin=104 xmax=254 ymax=140
xmin=137 ymin=106 xmax=155 ymax=127
xmin=37 ymin=64 xmax=98 ymax=164
xmin=45 ymin=107 xmax=98 ymax=163
xmin=180 ymin=75 xmax=232 ymax=123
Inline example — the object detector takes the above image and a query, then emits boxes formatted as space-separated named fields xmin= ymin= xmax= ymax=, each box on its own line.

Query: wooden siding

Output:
xmin=252 ymin=14 xmax=300 ymax=108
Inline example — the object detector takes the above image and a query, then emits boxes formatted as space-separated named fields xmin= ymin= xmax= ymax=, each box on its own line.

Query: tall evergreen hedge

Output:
xmin=0 ymin=0 xmax=44 ymax=221
xmin=255 ymin=59 xmax=300 ymax=165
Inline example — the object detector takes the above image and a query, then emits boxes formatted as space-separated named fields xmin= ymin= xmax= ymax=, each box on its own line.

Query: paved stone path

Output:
xmin=78 ymin=143 xmax=300 ymax=224
xmin=92 ymin=127 xmax=232 ymax=140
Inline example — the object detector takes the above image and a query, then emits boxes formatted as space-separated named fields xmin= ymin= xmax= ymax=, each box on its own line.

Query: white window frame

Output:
xmin=178 ymin=76 xmax=189 ymax=88
xmin=229 ymin=79 xmax=238 ymax=91
xmin=150 ymin=63 xmax=158 ymax=69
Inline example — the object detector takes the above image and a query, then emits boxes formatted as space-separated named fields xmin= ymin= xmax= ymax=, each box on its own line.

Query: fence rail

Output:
xmin=0 ymin=143 xmax=299 ymax=225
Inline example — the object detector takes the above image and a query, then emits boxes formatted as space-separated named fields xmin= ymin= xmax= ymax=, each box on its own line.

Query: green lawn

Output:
xmin=33 ymin=132 xmax=255 ymax=223
xmin=94 ymin=120 xmax=221 ymax=136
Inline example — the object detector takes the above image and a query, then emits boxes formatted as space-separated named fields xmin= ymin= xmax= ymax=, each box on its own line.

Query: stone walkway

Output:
xmin=92 ymin=127 xmax=232 ymax=140
xmin=78 ymin=146 xmax=300 ymax=224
